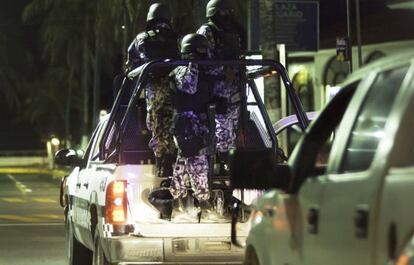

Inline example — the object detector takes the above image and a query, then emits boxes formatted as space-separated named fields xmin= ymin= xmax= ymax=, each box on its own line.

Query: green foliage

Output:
xmin=17 ymin=0 xmax=247 ymax=144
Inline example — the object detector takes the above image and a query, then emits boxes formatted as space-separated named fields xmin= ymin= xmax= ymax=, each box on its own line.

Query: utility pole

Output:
xmin=346 ymin=0 xmax=353 ymax=73
xmin=355 ymin=0 xmax=363 ymax=68
xmin=81 ymin=34 xmax=90 ymax=149
xmin=93 ymin=29 xmax=101 ymax=130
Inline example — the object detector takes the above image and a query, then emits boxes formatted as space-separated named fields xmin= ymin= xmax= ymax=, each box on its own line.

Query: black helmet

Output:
xmin=147 ymin=3 xmax=171 ymax=23
xmin=206 ymin=0 xmax=234 ymax=18
xmin=180 ymin=34 xmax=209 ymax=55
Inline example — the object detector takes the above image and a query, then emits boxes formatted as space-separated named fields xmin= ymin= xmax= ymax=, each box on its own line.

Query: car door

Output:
xmin=310 ymin=63 xmax=411 ymax=265
xmin=72 ymin=119 xmax=107 ymax=246
xmin=260 ymin=82 xmax=358 ymax=265
xmin=374 ymin=63 xmax=414 ymax=264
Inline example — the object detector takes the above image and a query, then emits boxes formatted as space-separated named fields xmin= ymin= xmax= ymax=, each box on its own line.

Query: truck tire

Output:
xmin=66 ymin=215 xmax=92 ymax=265
xmin=245 ymin=246 xmax=260 ymax=265
xmin=92 ymin=230 xmax=116 ymax=265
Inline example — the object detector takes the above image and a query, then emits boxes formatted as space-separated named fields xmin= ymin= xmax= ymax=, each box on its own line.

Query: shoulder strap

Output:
xmin=205 ymin=22 xmax=219 ymax=40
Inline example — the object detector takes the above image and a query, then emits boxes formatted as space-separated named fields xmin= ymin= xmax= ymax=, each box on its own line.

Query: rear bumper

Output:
xmin=102 ymin=235 xmax=245 ymax=264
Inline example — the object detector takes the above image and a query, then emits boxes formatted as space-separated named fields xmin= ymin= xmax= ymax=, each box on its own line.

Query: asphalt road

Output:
xmin=0 ymin=173 xmax=65 ymax=265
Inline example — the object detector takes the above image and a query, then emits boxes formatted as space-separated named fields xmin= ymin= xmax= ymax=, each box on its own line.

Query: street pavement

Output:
xmin=0 ymin=172 xmax=65 ymax=265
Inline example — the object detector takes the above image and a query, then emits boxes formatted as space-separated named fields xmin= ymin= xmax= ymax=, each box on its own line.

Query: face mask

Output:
xmin=182 ymin=52 xmax=207 ymax=60
xmin=213 ymin=12 xmax=234 ymax=30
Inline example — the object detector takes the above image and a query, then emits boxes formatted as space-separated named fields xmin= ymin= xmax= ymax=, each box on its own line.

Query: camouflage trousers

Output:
xmin=145 ymin=78 xmax=175 ymax=158
xmin=147 ymin=107 xmax=176 ymax=158
xmin=216 ymin=105 xmax=241 ymax=152
xmin=169 ymin=154 xmax=210 ymax=202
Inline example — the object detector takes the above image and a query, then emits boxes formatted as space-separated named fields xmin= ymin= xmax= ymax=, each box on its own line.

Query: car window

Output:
xmin=81 ymin=122 xmax=104 ymax=166
xmin=289 ymin=81 xmax=359 ymax=192
xmin=277 ymin=123 xmax=304 ymax=159
xmin=90 ymin=119 xmax=109 ymax=162
xmin=340 ymin=65 xmax=410 ymax=172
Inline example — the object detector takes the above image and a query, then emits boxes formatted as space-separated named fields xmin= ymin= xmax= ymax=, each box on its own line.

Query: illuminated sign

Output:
xmin=274 ymin=1 xmax=319 ymax=51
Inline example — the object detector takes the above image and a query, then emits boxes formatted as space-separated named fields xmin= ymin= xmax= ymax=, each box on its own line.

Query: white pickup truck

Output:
xmin=231 ymin=51 xmax=414 ymax=265
xmin=56 ymin=59 xmax=309 ymax=265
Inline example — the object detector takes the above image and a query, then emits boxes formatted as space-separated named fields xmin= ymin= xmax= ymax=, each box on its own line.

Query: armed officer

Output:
xmin=169 ymin=34 xmax=215 ymax=212
xmin=197 ymin=0 xmax=244 ymax=170
xmin=126 ymin=3 xmax=178 ymax=178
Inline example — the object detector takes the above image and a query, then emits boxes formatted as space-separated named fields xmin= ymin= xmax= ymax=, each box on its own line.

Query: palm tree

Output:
xmin=21 ymin=0 xmax=247 ymax=147
xmin=22 ymin=0 xmax=135 ymax=147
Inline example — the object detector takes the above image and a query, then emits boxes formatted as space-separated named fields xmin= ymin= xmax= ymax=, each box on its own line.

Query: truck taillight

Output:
xmin=106 ymin=180 xmax=127 ymax=224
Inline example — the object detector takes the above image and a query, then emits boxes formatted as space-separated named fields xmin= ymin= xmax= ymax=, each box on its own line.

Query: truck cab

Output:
xmin=231 ymin=51 xmax=414 ymax=265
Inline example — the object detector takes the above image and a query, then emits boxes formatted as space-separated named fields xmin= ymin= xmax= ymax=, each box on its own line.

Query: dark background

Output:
xmin=1 ymin=0 xmax=413 ymax=150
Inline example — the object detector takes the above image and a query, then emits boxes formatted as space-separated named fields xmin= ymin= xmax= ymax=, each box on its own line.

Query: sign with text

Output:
xmin=274 ymin=1 xmax=319 ymax=51
xmin=336 ymin=37 xmax=350 ymax=62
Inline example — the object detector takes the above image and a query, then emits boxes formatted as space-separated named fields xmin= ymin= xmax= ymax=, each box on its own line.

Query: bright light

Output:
xmin=252 ymin=210 xmax=264 ymax=225
xmin=106 ymin=180 xmax=128 ymax=224
xmin=76 ymin=149 xmax=84 ymax=156
xmin=326 ymin=85 xmax=341 ymax=102
xmin=396 ymin=254 xmax=410 ymax=265
xmin=114 ymin=197 xmax=123 ymax=206
xmin=99 ymin=110 xmax=108 ymax=122
xmin=112 ymin=181 xmax=126 ymax=194
xmin=51 ymin=137 xmax=60 ymax=146
xmin=112 ymin=209 xmax=126 ymax=223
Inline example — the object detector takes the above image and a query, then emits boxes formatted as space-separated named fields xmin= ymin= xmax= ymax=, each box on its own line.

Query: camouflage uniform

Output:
xmin=197 ymin=25 xmax=241 ymax=152
xmin=168 ymin=63 xmax=210 ymax=202
xmin=127 ymin=22 xmax=176 ymax=159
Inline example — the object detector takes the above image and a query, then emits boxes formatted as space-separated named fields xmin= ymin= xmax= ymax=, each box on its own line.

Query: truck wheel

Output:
xmin=245 ymin=247 xmax=260 ymax=265
xmin=92 ymin=231 xmax=116 ymax=265
xmin=66 ymin=215 xmax=92 ymax=265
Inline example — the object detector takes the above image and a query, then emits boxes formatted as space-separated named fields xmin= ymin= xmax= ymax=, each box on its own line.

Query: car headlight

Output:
xmin=251 ymin=209 xmax=264 ymax=225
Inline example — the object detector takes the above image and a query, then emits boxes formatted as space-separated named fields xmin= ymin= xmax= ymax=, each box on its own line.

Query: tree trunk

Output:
xmin=81 ymin=34 xmax=90 ymax=149
xmin=65 ymin=67 xmax=74 ymax=148
xmin=92 ymin=30 xmax=101 ymax=129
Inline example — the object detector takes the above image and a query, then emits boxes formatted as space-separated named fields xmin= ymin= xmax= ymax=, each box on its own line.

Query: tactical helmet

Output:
xmin=147 ymin=3 xmax=171 ymax=23
xmin=206 ymin=0 xmax=234 ymax=18
xmin=180 ymin=34 xmax=209 ymax=55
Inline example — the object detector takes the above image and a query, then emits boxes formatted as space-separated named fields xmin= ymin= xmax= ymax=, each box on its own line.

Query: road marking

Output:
xmin=0 ymin=167 xmax=68 ymax=176
xmin=1 ymin=197 xmax=58 ymax=204
xmin=31 ymin=214 xmax=63 ymax=220
xmin=0 ymin=214 xmax=44 ymax=222
xmin=6 ymin=174 xmax=32 ymax=194
xmin=31 ymin=197 xmax=57 ymax=204
xmin=0 ymin=223 xmax=64 ymax=227
xmin=0 ymin=214 xmax=63 ymax=222
xmin=2 ymin=198 xmax=26 ymax=203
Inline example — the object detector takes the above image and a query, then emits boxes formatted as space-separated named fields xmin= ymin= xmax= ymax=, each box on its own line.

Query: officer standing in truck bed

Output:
xmin=197 ymin=0 xmax=244 ymax=171
xmin=169 ymin=33 xmax=216 ymax=213
xmin=126 ymin=3 xmax=179 ymax=178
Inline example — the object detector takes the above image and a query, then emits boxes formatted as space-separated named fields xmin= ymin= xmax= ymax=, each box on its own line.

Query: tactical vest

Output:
xmin=205 ymin=22 xmax=241 ymax=59
xmin=143 ymin=28 xmax=179 ymax=60
xmin=171 ymin=72 xmax=213 ymax=114
xmin=170 ymin=71 xmax=213 ymax=157
xmin=141 ymin=29 xmax=179 ymax=78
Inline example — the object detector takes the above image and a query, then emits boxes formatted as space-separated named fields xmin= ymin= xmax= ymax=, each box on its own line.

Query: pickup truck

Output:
xmin=55 ymin=59 xmax=309 ymax=265
xmin=231 ymin=50 xmax=414 ymax=265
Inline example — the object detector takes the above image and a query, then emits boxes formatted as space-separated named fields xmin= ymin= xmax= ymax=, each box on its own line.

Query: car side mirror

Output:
xmin=229 ymin=148 xmax=291 ymax=191
xmin=54 ymin=149 xmax=83 ymax=167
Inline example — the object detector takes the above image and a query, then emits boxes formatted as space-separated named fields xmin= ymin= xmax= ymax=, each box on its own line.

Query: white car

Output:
xmin=56 ymin=59 xmax=310 ymax=265
xmin=232 ymin=50 xmax=414 ymax=265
